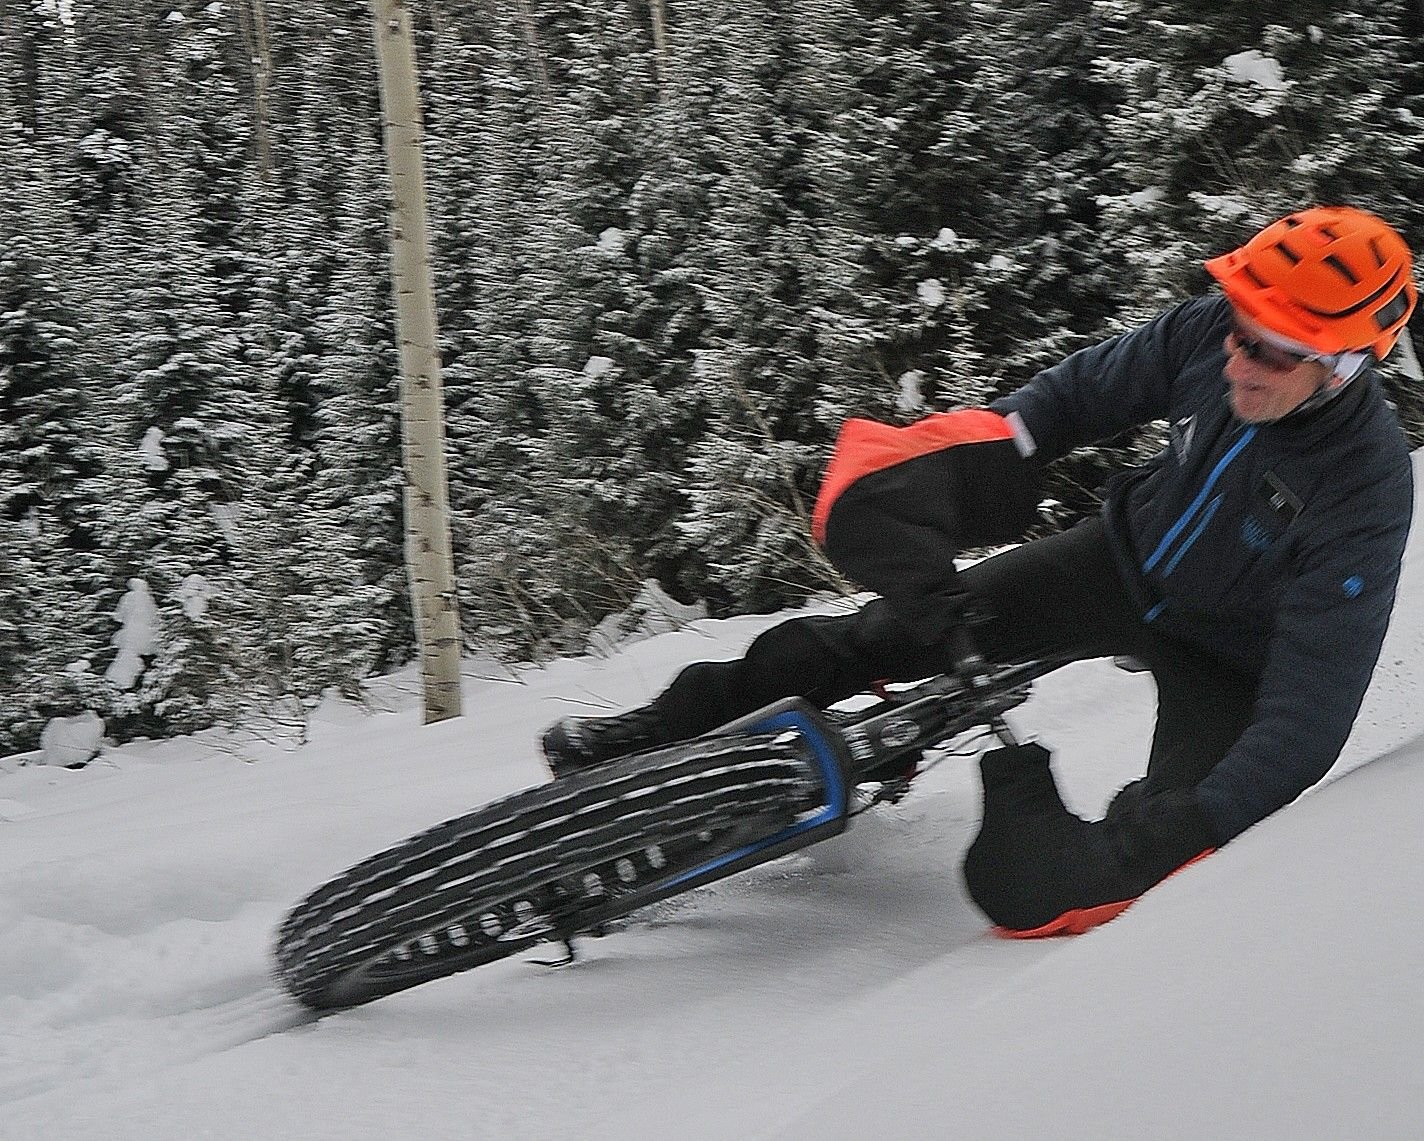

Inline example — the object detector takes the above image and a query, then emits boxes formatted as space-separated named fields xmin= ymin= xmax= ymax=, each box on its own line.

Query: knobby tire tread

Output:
xmin=273 ymin=736 xmax=816 ymax=1009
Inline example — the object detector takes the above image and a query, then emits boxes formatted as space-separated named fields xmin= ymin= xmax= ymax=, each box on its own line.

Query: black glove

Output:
xmin=1101 ymin=777 xmax=1220 ymax=886
xmin=962 ymin=744 xmax=1218 ymax=936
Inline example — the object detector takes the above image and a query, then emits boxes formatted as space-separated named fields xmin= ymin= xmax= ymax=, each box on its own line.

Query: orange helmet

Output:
xmin=1204 ymin=205 xmax=1417 ymax=360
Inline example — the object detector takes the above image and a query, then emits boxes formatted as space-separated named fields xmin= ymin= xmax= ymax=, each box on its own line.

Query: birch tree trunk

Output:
xmin=369 ymin=0 xmax=463 ymax=723
xmin=648 ymin=0 xmax=669 ymax=98
xmin=243 ymin=0 xmax=273 ymax=177
xmin=514 ymin=0 xmax=550 ymax=103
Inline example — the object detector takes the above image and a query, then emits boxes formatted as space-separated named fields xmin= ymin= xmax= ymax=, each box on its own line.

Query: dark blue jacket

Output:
xmin=992 ymin=295 xmax=1414 ymax=841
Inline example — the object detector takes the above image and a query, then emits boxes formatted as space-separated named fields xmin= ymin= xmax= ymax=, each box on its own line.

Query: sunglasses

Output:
xmin=1228 ymin=322 xmax=1328 ymax=373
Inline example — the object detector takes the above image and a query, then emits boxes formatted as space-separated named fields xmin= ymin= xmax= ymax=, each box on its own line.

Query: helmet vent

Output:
xmin=1302 ymin=266 xmax=1407 ymax=319
xmin=1324 ymin=254 xmax=1361 ymax=284
xmin=1369 ymin=238 xmax=1388 ymax=268
xmin=1375 ymin=290 xmax=1411 ymax=331
xmin=1276 ymin=240 xmax=1302 ymax=265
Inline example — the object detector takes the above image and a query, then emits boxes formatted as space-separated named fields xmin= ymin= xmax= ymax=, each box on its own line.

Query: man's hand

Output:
xmin=961 ymin=744 xmax=1217 ymax=937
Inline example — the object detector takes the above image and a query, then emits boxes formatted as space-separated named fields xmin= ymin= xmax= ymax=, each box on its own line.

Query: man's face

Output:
xmin=1223 ymin=312 xmax=1334 ymax=423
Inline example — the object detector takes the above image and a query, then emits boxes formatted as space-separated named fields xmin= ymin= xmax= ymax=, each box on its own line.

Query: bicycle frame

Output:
xmin=832 ymin=656 xmax=1065 ymax=782
xmin=642 ymin=655 xmax=1068 ymax=905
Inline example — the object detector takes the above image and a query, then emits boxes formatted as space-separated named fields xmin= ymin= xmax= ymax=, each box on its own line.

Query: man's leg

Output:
xmin=539 ymin=605 xmax=921 ymax=775
xmin=657 ymin=517 xmax=1146 ymax=735
xmin=546 ymin=517 xmax=1145 ymax=772
xmin=1136 ymin=640 xmax=1259 ymax=793
xmin=954 ymin=516 xmax=1147 ymax=666
xmin=651 ymin=601 xmax=942 ymax=741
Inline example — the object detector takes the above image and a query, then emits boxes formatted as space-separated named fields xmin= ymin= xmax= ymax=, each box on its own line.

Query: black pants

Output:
xmin=655 ymin=518 xmax=1260 ymax=796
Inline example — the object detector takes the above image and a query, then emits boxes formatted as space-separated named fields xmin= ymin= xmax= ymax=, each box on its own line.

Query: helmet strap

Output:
xmin=1331 ymin=351 xmax=1371 ymax=384
xmin=1284 ymin=367 xmax=1363 ymax=421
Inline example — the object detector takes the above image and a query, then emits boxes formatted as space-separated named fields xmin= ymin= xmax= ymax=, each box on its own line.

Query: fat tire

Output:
xmin=273 ymin=735 xmax=818 ymax=1010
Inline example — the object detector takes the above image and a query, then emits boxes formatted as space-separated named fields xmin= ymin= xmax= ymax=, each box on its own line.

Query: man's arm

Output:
xmin=1195 ymin=471 xmax=1413 ymax=840
xmin=990 ymin=295 xmax=1228 ymax=461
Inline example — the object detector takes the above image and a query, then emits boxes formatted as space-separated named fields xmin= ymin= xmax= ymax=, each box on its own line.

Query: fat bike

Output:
xmin=273 ymin=646 xmax=1063 ymax=1011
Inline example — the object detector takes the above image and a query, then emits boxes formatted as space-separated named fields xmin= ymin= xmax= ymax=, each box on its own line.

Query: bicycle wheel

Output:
xmin=273 ymin=733 xmax=821 ymax=1010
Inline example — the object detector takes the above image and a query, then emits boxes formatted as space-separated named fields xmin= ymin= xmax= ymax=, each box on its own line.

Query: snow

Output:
xmin=37 ymin=711 xmax=103 ymax=768
xmin=210 ymin=502 xmax=241 ymax=549
xmin=1222 ymin=49 xmax=1287 ymax=93
xmin=1190 ymin=191 xmax=1252 ymax=222
xmin=5 ymin=456 xmax=1424 ymax=1140
xmin=596 ymin=227 xmax=627 ymax=255
xmin=586 ymin=580 xmax=708 ymax=658
xmin=584 ymin=354 xmax=615 ymax=379
xmin=138 ymin=426 xmax=169 ymax=472
xmin=930 ymin=227 xmax=961 ymax=251
xmin=896 ymin=369 xmax=927 ymax=414
xmin=177 ymin=573 xmax=215 ymax=622
xmin=916 ymin=278 xmax=946 ymax=308
xmin=1219 ymin=50 xmax=1289 ymax=118
xmin=104 ymin=578 xmax=159 ymax=689
xmin=36 ymin=2 xmax=75 ymax=27
xmin=1397 ymin=327 xmax=1424 ymax=384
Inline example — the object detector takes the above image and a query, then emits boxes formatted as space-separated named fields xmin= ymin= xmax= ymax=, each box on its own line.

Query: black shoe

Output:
xmin=541 ymin=704 xmax=676 ymax=779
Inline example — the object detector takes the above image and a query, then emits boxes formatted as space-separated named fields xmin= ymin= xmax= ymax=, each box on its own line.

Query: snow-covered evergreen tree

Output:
xmin=667 ymin=0 xmax=853 ymax=612
xmin=968 ymin=0 xmax=1131 ymax=384
xmin=810 ymin=0 xmax=1001 ymax=413
xmin=94 ymin=188 xmax=260 ymax=735
xmin=0 ymin=106 xmax=114 ymax=751
xmin=446 ymin=1 xmax=701 ymax=654
xmin=0 ymin=226 xmax=101 ymax=549
xmin=1091 ymin=0 xmax=1424 ymax=435
xmin=428 ymin=12 xmax=570 ymax=655
xmin=1093 ymin=2 xmax=1423 ymax=315
xmin=4 ymin=0 xmax=1424 ymax=747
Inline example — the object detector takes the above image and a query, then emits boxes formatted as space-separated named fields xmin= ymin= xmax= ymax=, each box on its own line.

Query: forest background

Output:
xmin=2 ymin=0 xmax=1423 ymax=754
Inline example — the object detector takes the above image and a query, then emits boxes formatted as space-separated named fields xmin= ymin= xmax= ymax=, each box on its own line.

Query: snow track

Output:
xmin=5 ymin=475 xmax=1424 ymax=1141
xmin=0 ymin=977 xmax=309 ymax=1110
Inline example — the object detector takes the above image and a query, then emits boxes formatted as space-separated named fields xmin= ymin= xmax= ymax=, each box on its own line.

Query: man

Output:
xmin=542 ymin=206 xmax=1418 ymax=937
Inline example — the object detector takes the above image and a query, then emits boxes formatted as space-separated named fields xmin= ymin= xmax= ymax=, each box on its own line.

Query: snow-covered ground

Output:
xmin=5 ymin=460 xmax=1424 ymax=1141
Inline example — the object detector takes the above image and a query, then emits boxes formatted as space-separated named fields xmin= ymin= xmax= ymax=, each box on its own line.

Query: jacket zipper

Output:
xmin=1142 ymin=424 xmax=1258 ymax=580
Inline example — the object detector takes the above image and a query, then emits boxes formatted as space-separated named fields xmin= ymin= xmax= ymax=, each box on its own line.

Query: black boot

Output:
xmin=541 ymin=703 xmax=677 ymax=779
